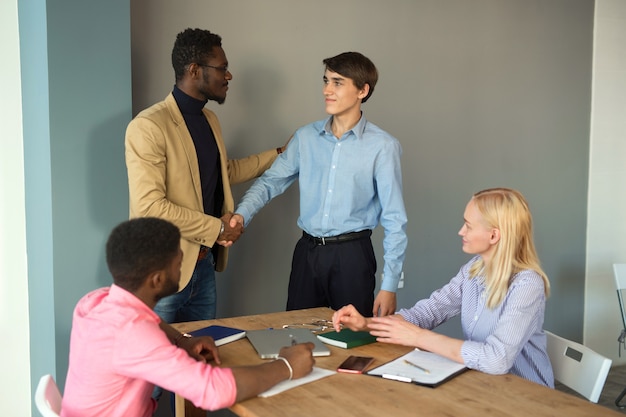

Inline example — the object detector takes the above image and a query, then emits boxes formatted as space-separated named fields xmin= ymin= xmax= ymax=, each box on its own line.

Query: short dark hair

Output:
xmin=172 ymin=28 xmax=223 ymax=82
xmin=106 ymin=218 xmax=180 ymax=292
xmin=323 ymin=52 xmax=378 ymax=103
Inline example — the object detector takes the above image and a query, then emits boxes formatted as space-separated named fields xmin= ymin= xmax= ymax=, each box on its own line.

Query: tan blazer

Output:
xmin=125 ymin=93 xmax=277 ymax=291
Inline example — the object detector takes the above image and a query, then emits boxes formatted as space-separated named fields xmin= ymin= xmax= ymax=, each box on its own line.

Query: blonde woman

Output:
xmin=332 ymin=188 xmax=553 ymax=387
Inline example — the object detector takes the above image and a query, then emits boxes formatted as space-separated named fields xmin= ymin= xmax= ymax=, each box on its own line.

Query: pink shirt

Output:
xmin=61 ymin=285 xmax=237 ymax=417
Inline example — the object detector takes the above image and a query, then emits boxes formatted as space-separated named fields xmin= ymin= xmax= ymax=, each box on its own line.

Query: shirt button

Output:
xmin=474 ymin=315 xmax=478 ymax=321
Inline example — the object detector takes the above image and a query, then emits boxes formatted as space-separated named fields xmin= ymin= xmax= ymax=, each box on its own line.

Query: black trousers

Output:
xmin=286 ymin=234 xmax=377 ymax=317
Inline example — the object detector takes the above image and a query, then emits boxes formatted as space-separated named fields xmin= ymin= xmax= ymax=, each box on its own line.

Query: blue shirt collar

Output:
xmin=320 ymin=112 xmax=367 ymax=140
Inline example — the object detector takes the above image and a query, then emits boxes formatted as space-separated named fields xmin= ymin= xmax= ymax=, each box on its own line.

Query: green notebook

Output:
xmin=316 ymin=329 xmax=377 ymax=349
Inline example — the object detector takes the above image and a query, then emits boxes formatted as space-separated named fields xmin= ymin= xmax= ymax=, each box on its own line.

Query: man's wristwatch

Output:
xmin=219 ymin=221 xmax=225 ymax=236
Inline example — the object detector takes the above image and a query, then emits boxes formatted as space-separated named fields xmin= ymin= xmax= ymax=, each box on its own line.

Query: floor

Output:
xmin=155 ymin=366 xmax=626 ymax=416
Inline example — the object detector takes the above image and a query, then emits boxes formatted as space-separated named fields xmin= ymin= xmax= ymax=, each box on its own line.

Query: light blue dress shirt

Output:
xmin=398 ymin=256 xmax=554 ymax=387
xmin=235 ymin=114 xmax=408 ymax=292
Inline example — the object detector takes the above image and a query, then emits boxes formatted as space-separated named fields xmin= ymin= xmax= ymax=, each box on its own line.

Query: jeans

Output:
xmin=154 ymin=250 xmax=217 ymax=323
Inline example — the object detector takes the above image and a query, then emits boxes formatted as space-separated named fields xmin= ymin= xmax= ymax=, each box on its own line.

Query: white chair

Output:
xmin=613 ymin=263 xmax=626 ymax=407
xmin=35 ymin=374 xmax=62 ymax=417
xmin=545 ymin=330 xmax=611 ymax=403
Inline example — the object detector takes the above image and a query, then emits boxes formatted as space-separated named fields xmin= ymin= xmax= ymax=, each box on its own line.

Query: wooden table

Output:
xmin=173 ymin=307 xmax=621 ymax=417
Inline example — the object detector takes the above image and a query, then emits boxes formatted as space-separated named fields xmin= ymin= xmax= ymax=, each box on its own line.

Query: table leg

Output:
xmin=174 ymin=394 xmax=206 ymax=417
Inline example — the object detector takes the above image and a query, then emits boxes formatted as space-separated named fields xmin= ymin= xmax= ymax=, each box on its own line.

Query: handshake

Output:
xmin=216 ymin=213 xmax=245 ymax=247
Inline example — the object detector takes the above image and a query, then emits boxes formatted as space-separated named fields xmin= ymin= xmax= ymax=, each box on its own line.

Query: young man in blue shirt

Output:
xmin=233 ymin=52 xmax=408 ymax=317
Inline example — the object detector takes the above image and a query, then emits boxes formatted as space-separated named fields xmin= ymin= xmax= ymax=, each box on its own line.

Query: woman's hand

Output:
xmin=368 ymin=315 xmax=421 ymax=347
xmin=332 ymin=304 xmax=369 ymax=332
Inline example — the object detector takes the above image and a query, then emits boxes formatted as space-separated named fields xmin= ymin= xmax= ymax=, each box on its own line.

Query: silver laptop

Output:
xmin=246 ymin=328 xmax=331 ymax=359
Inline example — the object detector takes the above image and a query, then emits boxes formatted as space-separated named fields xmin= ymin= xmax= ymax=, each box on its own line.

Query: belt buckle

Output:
xmin=321 ymin=236 xmax=326 ymax=245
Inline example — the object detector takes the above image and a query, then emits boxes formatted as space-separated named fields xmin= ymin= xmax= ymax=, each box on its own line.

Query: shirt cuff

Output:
xmin=460 ymin=341 xmax=479 ymax=369
xmin=380 ymin=278 xmax=400 ymax=292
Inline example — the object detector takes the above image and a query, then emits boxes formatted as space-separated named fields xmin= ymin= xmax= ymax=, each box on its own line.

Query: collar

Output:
xmin=320 ymin=112 xmax=367 ymax=140
xmin=109 ymin=284 xmax=160 ymax=321
xmin=172 ymin=85 xmax=207 ymax=115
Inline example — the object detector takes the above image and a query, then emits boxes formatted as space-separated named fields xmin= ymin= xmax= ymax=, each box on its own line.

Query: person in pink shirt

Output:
xmin=61 ymin=217 xmax=314 ymax=417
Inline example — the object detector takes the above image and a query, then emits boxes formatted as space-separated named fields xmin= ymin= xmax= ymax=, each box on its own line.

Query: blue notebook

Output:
xmin=189 ymin=325 xmax=246 ymax=346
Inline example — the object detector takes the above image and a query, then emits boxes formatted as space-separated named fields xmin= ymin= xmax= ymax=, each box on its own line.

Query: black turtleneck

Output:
xmin=172 ymin=85 xmax=223 ymax=218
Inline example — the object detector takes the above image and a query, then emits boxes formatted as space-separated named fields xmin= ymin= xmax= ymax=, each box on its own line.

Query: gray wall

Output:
xmin=131 ymin=0 xmax=593 ymax=339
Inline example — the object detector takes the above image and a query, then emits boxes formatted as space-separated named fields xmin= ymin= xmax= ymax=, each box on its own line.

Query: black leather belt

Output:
xmin=303 ymin=230 xmax=372 ymax=246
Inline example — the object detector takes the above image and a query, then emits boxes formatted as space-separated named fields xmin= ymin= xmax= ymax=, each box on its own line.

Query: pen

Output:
xmin=403 ymin=359 xmax=430 ymax=374
xmin=382 ymin=373 xmax=412 ymax=383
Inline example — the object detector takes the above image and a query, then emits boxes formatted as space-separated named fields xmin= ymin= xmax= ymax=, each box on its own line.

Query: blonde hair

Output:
xmin=468 ymin=188 xmax=550 ymax=308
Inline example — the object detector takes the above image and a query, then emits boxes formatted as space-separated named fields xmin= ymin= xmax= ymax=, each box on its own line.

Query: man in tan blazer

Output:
xmin=125 ymin=28 xmax=283 ymax=323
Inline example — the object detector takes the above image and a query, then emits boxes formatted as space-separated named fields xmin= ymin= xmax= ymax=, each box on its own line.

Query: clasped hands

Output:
xmin=216 ymin=213 xmax=245 ymax=247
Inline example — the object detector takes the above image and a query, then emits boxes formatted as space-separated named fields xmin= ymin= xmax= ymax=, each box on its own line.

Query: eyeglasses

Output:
xmin=197 ymin=63 xmax=229 ymax=73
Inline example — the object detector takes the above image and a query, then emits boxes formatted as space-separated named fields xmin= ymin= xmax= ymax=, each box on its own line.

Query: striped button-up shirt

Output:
xmin=398 ymin=256 xmax=554 ymax=387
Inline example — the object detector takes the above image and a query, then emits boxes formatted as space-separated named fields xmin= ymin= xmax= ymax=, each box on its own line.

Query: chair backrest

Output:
xmin=35 ymin=374 xmax=62 ymax=417
xmin=614 ymin=264 xmax=626 ymax=329
xmin=545 ymin=330 xmax=611 ymax=403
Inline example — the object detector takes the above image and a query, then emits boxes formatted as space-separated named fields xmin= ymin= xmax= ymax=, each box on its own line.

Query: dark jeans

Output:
xmin=154 ymin=251 xmax=217 ymax=323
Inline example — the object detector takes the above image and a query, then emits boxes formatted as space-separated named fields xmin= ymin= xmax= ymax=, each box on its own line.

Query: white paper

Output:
xmin=368 ymin=348 xmax=466 ymax=386
xmin=258 ymin=366 xmax=336 ymax=398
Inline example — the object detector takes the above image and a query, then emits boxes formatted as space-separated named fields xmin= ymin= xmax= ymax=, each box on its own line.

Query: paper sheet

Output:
xmin=367 ymin=348 xmax=466 ymax=386
xmin=258 ymin=366 xmax=336 ymax=398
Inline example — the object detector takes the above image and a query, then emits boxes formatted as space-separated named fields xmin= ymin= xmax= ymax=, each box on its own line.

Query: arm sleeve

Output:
xmin=227 ymin=149 xmax=279 ymax=186
xmin=460 ymin=272 xmax=547 ymax=375
xmin=235 ymin=134 xmax=300 ymax=226
xmin=375 ymin=139 xmax=408 ymax=292
xmin=113 ymin=319 xmax=237 ymax=411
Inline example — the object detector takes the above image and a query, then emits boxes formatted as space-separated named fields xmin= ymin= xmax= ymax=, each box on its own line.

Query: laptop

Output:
xmin=246 ymin=328 xmax=331 ymax=359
